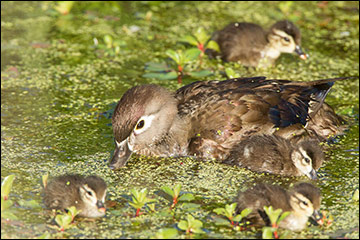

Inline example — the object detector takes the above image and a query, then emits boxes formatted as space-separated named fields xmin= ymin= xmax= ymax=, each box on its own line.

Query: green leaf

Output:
xmin=225 ymin=67 xmax=240 ymax=79
xmin=206 ymin=40 xmax=220 ymax=52
xmin=225 ymin=203 xmax=237 ymax=216
xmin=352 ymin=189 xmax=359 ymax=201
xmin=194 ymin=28 xmax=209 ymax=44
xmin=103 ymin=35 xmax=113 ymax=48
xmin=1 ymin=210 xmax=18 ymax=220
xmin=184 ymin=48 xmax=202 ymax=62
xmin=178 ymin=193 xmax=194 ymax=202
xmin=264 ymin=206 xmax=283 ymax=225
xmin=18 ymin=199 xmax=41 ymax=209
xmin=240 ymin=208 xmax=252 ymax=218
xmin=178 ymin=220 xmax=189 ymax=230
xmin=55 ymin=214 xmax=72 ymax=229
xmin=278 ymin=211 xmax=291 ymax=223
xmin=173 ymin=184 xmax=181 ymax=198
xmin=166 ymin=50 xmax=181 ymax=65
xmin=179 ymin=35 xmax=198 ymax=46
xmin=233 ymin=214 xmax=243 ymax=222
xmin=66 ymin=206 xmax=81 ymax=218
xmin=191 ymin=227 xmax=205 ymax=234
xmin=191 ymin=219 xmax=203 ymax=229
xmin=187 ymin=70 xmax=212 ymax=78
xmin=145 ymin=62 xmax=170 ymax=72
xmin=181 ymin=202 xmax=201 ymax=210
xmin=213 ymin=207 xmax=226 ymax=216
xmin=1 ymin=175 xmax=15 ymax=200
xmin=214 ymin=216 xmax=232 ymax=226
xmin=155 ymin=228 xmax=179 ymax=239
xmin=262 ymin=226 xmax=274 ymax=239
xmin=54 ymin=1 xmax=75 ymax=15
xmin=1 ymin=197 xmax=13 ymax=211
xmin=161 ymin=186 xmax=174 ymax=198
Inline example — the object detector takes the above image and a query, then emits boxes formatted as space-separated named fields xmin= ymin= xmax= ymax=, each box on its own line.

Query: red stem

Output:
xmin=135 ymin=208 xmax=141 ymax=217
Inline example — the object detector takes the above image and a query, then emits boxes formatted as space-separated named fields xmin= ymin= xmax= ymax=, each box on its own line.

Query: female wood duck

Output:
xmin=223 ymin=134 xmax=324 ymax=179
xmin=43 ymin=174 xmax=107 ymax=218
xmin=235 ymin=182 xmax=322 ymax=231
xmin=110 ymin=76 xmax=348 ymax=170
xmin=209 ymin=20 xmax=307 ymax=67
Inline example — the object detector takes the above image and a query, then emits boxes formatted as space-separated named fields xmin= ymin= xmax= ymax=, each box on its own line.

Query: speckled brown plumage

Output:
xmin=235 ymin=182 xmax=321 ymax=231
xmin=110 ymin=76 xmax=349 ymax=169
xmin=208 ymin=20 xmax=306 ymax=67
xmin=223 ymin=134 xmax=324 ymax=179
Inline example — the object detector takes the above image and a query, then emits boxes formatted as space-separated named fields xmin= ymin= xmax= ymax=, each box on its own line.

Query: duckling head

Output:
xmin=267 ymin=20 xmax=308 ymax=60
xmin=110 ymin=85 xmax=178 ymax=169
xmin=291 ymin=145 xmax=319 ymax=180
xmin=78 ymin=176 xmax=107 ymax=218
xmin=290 ymin=183 xmax=322 ymax=222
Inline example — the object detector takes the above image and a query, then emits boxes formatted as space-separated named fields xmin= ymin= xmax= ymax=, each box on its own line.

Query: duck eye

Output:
xmin=304 ymin=157 xmax=311 ymax=164
xmin=136 ymin=120 xmax=145 ymax=130
xmin=283 ymin=37 xmax=290 ymax=42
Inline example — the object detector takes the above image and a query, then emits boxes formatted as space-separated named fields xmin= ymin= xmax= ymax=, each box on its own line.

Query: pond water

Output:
xmin=1 ymin=1 xmax=359 ymax=239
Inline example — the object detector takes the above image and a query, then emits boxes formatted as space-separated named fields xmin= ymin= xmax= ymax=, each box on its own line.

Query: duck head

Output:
xmin=110 ymin=85 xmax=178 ymax=170
xmin=268 ymin=20 xmax=308 ymax=60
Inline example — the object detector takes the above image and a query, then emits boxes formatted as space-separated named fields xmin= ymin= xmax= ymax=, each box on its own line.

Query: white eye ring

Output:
xmin=134 ymin=115 xmax=155 ymax=135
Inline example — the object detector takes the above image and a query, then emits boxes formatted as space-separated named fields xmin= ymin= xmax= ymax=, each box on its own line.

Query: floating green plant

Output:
xmin=213 ymin=203 xmax=252 ymax=227
xmin=143 ymin=49 xmax=212 ymax=84
xmin=161 ymin=184 xmax=195 ymax=209
xmin=178 ymin=214 xmax=205 ymax=234
xmin=1 ymin=175 xmax=17 ymax=220
xmin=154 ymin=228 xmax=179 ymax=239
xmin=225 ymin=67 xmax=241 ymax=79
xmin=262 ymin=206 xmax=291 ymax=239
xmin=129 ymin=188 xmax=156 ymax=217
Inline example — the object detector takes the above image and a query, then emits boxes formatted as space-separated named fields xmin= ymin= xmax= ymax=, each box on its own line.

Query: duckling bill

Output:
xmin=235 ymin=182 xmax=322 ymax=231
xmin=223 ymin=134 xmax=324 ymax=179
xmin=209 ymin=20 xmax=307 ymax=67
xmin=43 ymin=174 xmax=107 ymax=218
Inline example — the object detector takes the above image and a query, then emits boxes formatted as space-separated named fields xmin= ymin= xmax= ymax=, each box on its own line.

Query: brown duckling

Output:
xmin=43 ymin=174 xmax=107 ymax=218
xmin=235 ymin=182 xmax=322 ymax=231
xmin=210 ymin=20 xmax=307 ymax=67
xmin=110 ymin=76 xmax=349 ymax=170
xmin=223 ymin=135 xmax=324 ymax=179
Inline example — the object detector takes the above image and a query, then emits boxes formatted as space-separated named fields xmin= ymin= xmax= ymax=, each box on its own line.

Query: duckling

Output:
xmin=43 ymin=174 xmax=107 ymax=218
xmin=209 ymin=20 xmax=307 ymax=67
xmin=223 ymin=135 xmax=324 ymax=179
xmin=110 ymin=76 xmax=350 ymax=170
xmin=235 ymin=182 xmax=322 ymax=231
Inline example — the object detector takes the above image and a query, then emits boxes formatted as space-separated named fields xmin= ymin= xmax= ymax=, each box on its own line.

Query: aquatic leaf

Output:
xmin=240 ymin=208 xmax=252 ymax=218
xmin=1 ymin=210 xmax=18 ymax=220
xmin=54 ymin=1 xmax=75 ymax=15
xmin=66 ymin=206 xmax=81 ymax=219
xmin=103 ymin=35 xmax=113 ymax=48
xmin=214 ymin=216 xmax=231 ymax=226
xmin=145 ymin=62 xmax=170 ymax=72
xmin=1 ymin=197 xmax=13 ymax=211
xmin=262 ymin=226 xmax=274 ymax=239
xmin=184 ymin=48 xmax=201 ymax=62
xmin=155 ymin=228 xmax=178 ymax=239
xmin=187 ymin=70 xmax=212 ymax=78
xmin=55 ymin=214 xmax=73 ymax=230
xmin=206 ymin=40 xmax=220 ymax=52
xmin=173 ymin=184 xmax=181 ymax=198
xmin=166 ymin=50 xmax=181 ymax=65
xmin=232 ymin=214 xmax=243 ymax=222
xmin=194 ymin=28 xmax=209 ymax=44
xmin=352 ymin=188 xmax=359 ymax=201
xmin=213 ymin=208 xmax=226 ymax=215
xmin=177 ymin=220 xmax=188 ymax=230
xmin=143 ymin=71 xmax=178 ymax=80
xmin=1 ymin=175 xmax=15 ymax=200
xmin=225 ymin=203 xmax=237 ymax=217
xmin=277 ymin=211 xmax=291 ymax=223
xmin=161 ymin=186 xmax=174 ymax=197
xmin=18 ymin=199 xmax=41 ymax=209
xmin=179 ymin=35 xmax=198 ymax=46
xmin=225 ymin=67 xmax=240 ymax=78
xmin=178 ymin=193 xmax=194 ymax=202
xmin=264 ymin=206 xmax=283 ymax=225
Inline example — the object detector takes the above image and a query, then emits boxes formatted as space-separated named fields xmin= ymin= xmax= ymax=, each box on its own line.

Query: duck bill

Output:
xmin=307 ymin=169 xmax=318 ymax=180
xmin=96 ymin=200 xmax=106 ymax=212
xmin=311 ymin=210 xmax=323 ymax=224
xmin=109 ymin=138 xmax=133 ymax=170
xmin=295 ymin=45 xmax=308 ymax=60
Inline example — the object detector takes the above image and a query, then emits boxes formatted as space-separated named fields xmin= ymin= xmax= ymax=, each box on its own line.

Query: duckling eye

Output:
xmin=136 ymin=120 xmax=145 ymax=130
xmin=283 ymin=37 xmax=290 ymax=42
xmin=302 ymin=201 xmax=308 ymax=206
xmin=304 ymin=157 xmax=311 ymax=164
xmin=87 ymin=191 xmax=93 ymax=196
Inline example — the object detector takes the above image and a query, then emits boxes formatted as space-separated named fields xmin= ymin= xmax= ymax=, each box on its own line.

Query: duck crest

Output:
xmin=110 ymin=76 xmax=352 ymax=169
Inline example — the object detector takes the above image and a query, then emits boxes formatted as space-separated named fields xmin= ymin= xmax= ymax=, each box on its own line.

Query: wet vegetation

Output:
xmin=1 ymin=1 xmax=359 ymax=239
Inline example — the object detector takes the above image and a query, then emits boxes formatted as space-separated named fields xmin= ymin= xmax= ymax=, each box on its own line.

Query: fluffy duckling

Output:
xmin=43 ymin=174 xmax=107 ymax=218
xmin=210 ymin=20 xmax=307 ymax=67
xmin=223 ymin=135 xmax=324 ymax=179
xmin=235 ymin=182 xmax=322 ymax=231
